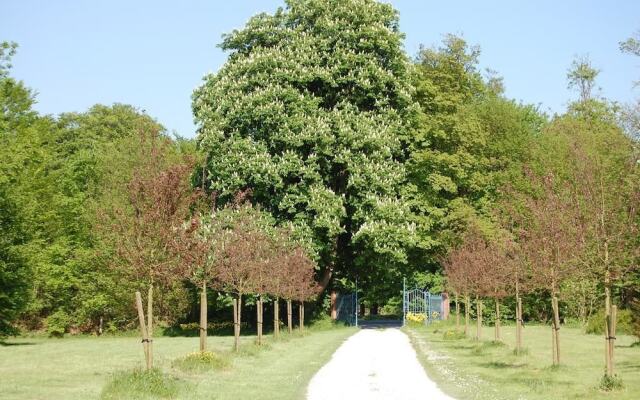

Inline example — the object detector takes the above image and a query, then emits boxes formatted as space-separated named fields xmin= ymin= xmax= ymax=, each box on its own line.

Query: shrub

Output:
xmin=100 ymin=368 xmax=183 ymax=400
xmin=172 ymin=351 xmax=230 ymax=372
xmin=406 ymin=312 xmax=426 ymax=325
xmin=599 ymin=373 xmax=623 ymax=391
xmin=46 ymin=310 xmax=71 ymax=337
xmin=585 ymin=308 xmax=633 ymax=335
xmin=442 ymin=329 xmax=466 ymax=340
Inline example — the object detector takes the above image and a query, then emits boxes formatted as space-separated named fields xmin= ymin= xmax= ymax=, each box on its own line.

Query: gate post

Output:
xmin=402 ymin=278 xmax=406 ymax=327
xmin=428 ymin=291 xmax=432 ymax=325
xmin=355 ymin=278 xmax=358 ymax=328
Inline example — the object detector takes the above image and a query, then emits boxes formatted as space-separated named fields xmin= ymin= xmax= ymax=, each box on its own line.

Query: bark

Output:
xmin=330 ymin=291 xmax=337 ymax=320
xmin=318 ymin=267 xmax=333 ymax=292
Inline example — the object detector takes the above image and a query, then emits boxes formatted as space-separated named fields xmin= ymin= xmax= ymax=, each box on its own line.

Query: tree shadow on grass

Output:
xmin=480 ymin=361 xmax=527 ymax=369
xmin=0 ymin=341 xmax=37 ymax=347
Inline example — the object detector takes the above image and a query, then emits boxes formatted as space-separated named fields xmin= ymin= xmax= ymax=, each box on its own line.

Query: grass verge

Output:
xmin=0 ymin=325 xmax=355 ymax=400
xmin=100 ymin=368 xmax=185 ymax=400
xmin=406 ymin=321 xmax=640 ymax=400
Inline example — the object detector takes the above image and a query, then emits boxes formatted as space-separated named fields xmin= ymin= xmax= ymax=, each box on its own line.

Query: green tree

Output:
xmin=567 ymin=55 xmax=600 ymax=103
xmin=193 ymin=0 xmax=418 ymax=294
xmin=408 ymin=34 xmax=543 ymax=260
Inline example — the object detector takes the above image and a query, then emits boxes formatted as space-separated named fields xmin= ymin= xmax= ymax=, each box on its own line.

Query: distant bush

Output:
xmin=585 ymin=309 xmax=633 ymax=335
xmin=46 ymin=310 xmax=71 ymax=337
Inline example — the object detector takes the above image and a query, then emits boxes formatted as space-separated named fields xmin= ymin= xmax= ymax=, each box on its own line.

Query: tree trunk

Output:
xmin=135 ymin=291 xmax=150 ymax=370
xmin=464 ymin=295 xmax=470 ymax=336
xmin=552 ymin=295 xmax=561 ymax=365
xmin=516 ymin=295 xmax=523 ymax=354
xmin=495 ymin=299 xmax=501 ymax=341
xmin=147 ymin=286 xmax=153 ymax=369
xmin=299 ymin=302 xmax=305 ymax=332
xmin=370 ymin=303 xmax=379 ymax=316
xmin=274 ymin=297 xmax=280 ymax=339
xmin=257 ymin=296 xmax=263 ymax=345
xmin=233 ymin=295 xmax=242 ymax=352
xmin=233 ymin=298 xmax=238 ymax=351
xmin=455 ymin=294 xmax=460 ymax=329
xmin=330 ymin=291 xmax=337 ymax=320
xmin=604 ymin=306 xmax=618 ymax=376
xmin=287 ymin=299 xmax=292 ymax=334
xmin=200 ymin=282 xmax=207 ymax=352
xmin=476 ymin=297 xmax=482 ymax=340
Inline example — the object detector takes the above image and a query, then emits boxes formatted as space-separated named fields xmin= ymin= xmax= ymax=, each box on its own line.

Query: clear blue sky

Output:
xmin=2 ymin=1 xmax=639 ymax=138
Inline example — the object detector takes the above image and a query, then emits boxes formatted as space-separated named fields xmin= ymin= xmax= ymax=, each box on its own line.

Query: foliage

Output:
xmin=45 ymin=310 xmax=71 ymax=337
xmin=193 ymin=0 xmax=419 ymax=299
xmin=585 ymin=308 xmax=633 ymax=335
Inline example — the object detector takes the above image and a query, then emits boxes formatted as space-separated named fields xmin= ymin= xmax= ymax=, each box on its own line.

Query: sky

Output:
xmin=2 ymin=1 xmax=639 ymax=138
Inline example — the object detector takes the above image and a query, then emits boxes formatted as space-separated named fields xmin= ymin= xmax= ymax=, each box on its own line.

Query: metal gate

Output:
xmin=335 ymin=292 xmax=358 ymax=326
xmin=403 ymin=280 xmax=443 ymax=326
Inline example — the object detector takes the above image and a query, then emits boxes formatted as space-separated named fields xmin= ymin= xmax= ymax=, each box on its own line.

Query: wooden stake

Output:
xmin=287 ymin=299 xmax=292 ymax=334
xmin=273 ymin=298 xmax=279 ymax=338
xmin=516 ymin=296 xmax=523 ymax=353
xmin=551 ymin=296 xmax=561 ymax=365
xmin=455 ymin=294 xmax=460 ymax=329
xmin=300 ymin=303 xmax=304 ymax=332
xmin=257 ymin=296 xmax=263 ymax=345
xmin=495 ymin=299 xmax=501 ymax=341
xmin=233 ymin=298 xmax=239 ymax=352
xmin=135 ymin=291 xmax=150 ymax=370
xmin=147 ymin=286 xmax=153 ymax=369
xmin=476 ymin=297 xmax=482 ymax=340
xmin=464 ymin=296 xmax=470 ymax=336
xmin=200 ymin=282 xmax=207 ymax=352
xmin=608 ymin=305 xmax=617 ymax=375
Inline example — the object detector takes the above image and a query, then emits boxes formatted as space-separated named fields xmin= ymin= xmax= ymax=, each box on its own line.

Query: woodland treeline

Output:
xmin=1 ymin=0 xmax=640 ymax=343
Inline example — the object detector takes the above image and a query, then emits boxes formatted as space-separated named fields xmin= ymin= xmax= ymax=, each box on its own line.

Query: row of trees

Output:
xmin=99 ymin=133 xmax=319 ymax=365
xmin=2 ymin=1 xmax=640 ymax=354
xmin=445 ymin=94 xmax=639 ymax=376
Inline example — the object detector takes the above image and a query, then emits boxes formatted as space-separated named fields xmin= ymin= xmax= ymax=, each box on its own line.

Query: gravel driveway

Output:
xmin=307 ymin=328 xmax=455 ymax=400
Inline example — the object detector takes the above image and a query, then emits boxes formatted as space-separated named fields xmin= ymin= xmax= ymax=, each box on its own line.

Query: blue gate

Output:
xmin=403 ymin=279 xmax=443 ymax=326
xmin=335 ymin=292 xmax=358 ymax=326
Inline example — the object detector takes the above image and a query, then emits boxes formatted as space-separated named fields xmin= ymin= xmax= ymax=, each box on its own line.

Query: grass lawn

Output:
xmin=406 ymin=321 xmax=640 ymax=400
xmin=0 ymin=326 xmax=355 ymax=400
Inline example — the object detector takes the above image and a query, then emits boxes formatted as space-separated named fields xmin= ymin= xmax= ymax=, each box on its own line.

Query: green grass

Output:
xmin=0 ymin=326 xmax=355 ymax=400
xmin=407 ymin=321 xmax=640 ymax=400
